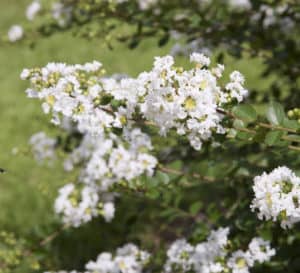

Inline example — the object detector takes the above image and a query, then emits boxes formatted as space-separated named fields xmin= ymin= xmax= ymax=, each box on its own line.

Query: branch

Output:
xmin=158 ymin=165 xmax=216 ymax=183
xmin=217 ymin=108 xmax=300 ymax=151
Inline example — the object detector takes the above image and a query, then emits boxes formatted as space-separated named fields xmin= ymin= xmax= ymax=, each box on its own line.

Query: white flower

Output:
xmin=54 ymin=184 xmax=101 ymax=227
xmin=85 ymin=252 xmax=117 ymax=273
xmin=8 ymin=25 xmax=23 ymax=42
xmin=26 ymin=0 xmax=41 ymax=21
xmin=190 ymin=53 xmax=211 ymax=67
xmin=138 ymin=0 xmax=158 ymax=10
xmin=29 ymin=131 xmax=56 ymax=163
xmin=52 ymin=1 xmax=72 ymax=26
xmin=102 ymin=202 xmax=115 ymax=222
xmin=20 ymin=68 xmax=31 ymax=80
xmin=251 ymin=166 xmax=300 ymax=228
xmin=230 ymin=71 xmax=245 ymax=84
xmin=248 ymin=237 xmax=276 ymax=263
xmin=212 ymin=64 xmax=225 ymax=78
xmin=227 ymin=250 xmax=253 ymax=273
xmin=228 ymin=0 xmax=252 ymax=10
xmin=164 ymin=239 xmax=195 ymax=273
xmin=85 ymin=243 xmax=150 ymax=273
xmin=226 ymin=71 xmax=248 ymax=102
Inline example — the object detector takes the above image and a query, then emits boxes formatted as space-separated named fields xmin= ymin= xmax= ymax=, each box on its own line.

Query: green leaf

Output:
xmin=233 ymin=119 xmax=245 ymax=129
xmin=253 ymin=127 xmax=268 ymax=143
xmin=232 ymin=105 xmax=257 ymax=123
xmin=265 ymin=130 xmax=284 ymax=146
xmin=189 ymin=201 xmax=203 ymax=215
xmin=236 ymin=131 xmax=253 ymax=141
xmin=282 ymin=117 xmax=300 ymax=130
xmin=266 ymin=101 xmax=285 ymax=125
xmin=156 ymin=171 xmax=170 ymax=184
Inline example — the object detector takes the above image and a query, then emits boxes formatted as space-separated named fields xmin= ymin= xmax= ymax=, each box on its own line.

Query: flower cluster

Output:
xmin=26 ymin=0 xmax=41 ymax=21
xmin=29 ymin=131 xmax=57 ymax=163
xmin=170 ymin=31 xmax=212 ymax=58
xmin=54 ymin=183 xmax=115 ymax=227
xmin=64 ymin=128 xmax=157 ymax=185
xmin=7 ymin=25 xmax=23 ymax=42
xmin=251 ymin=4 xmax=297 ymax=30
xmin=54 ymin=127 xmax=157 ymax=227
xmin=44 ymin=230 xmax=274 ymax=273
xmin=251 ymin=166 xmax=300 ymax=229
xmin=228 ymin=0 xmax=251 ymax=11
xmin=45 ymin=243 xmax=150 ymax=273
xmin=115 ymin=0 xmax=158 ymax=10
xmin=51 ymin=1 xmax=73 ymax=26
xmin=21 ymin=53 xmax=248 ymax=150
xmin=164 ymin=228 xmax=275 ymax=273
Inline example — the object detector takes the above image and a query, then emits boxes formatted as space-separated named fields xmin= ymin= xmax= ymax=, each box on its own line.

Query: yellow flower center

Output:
xmin=120 ymin=115 xmax=127 ymax=125
xmin=266 ymin=192 xmax=272 ymax=207
xmin=200 ymin=80 xmax=208 ymax=90
xmin=184 ymin=97 xmax=196 ymax=110
xmin=46 ymin=95 xmax=55 ymax=106
xmin=236 ymin=258 xmax=246 ymax=269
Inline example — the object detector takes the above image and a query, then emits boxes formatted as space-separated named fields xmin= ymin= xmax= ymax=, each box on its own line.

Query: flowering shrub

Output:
xmin=2 ymin=0 xmax=300 ymax=272
xmin=19 ymin=51 xmax=300 ymax=272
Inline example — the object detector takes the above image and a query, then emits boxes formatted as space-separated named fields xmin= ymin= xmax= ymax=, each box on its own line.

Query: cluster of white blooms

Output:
xmin=64 ymin=128 xmax=157 ymax=187
xmin=135 ymin=54 xmax=247 ymax=149
xmin=251 ymin=166 xmax=300 ymax=229
xmin=251 ymin=4 xmax=297 ymax=30
xmin=45 ymin=243 xmax=150 ymax=273
xmin=7 ymin=25 xmax=23 ymax=42
xmin=164 ymin=228 xmax=275 ymax=273
xmin=137 ymin=0 xmax=158 ymax=10
xmin=21 ymin=54 xmax=248 ymax=150
xmin=54 ymin=183 xmax=115 ymax=227
xmin=44 ymin=234 xmax=274 ymax=273
xmin=26 ymin=0 xmax=41 ymax=21
xmin=169 ymin=31 xmax=212 ymax=58
xmin=21 ymin=61 xmax=112 ymax=134
xmin=111 ymin=0 xmax=159 ymax=10
xmin=228 ymin=0 xmax=252 ymax=10
xmin=54 ymin=128 xmax=157 ymax=226
xmin=225 ymin=70 xmax=247 ymax=103
xmin=22 ymin=58 xmax=159 ymax=226
xmin=52 ymin=1 xmax=73 ymax=26
xmin=196 ymin=0 xmax=252 ymax=10
xmin=29 ymin=131 xmax=57 ymax=163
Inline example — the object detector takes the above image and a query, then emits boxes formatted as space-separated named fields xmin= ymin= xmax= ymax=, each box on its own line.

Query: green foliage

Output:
xmin=233 ymin=104 xmax=258 ymax=123
xmin=264 ymin=131 xmax=284 ymax=146
xmin=266 ymin=101 xmax=286 ymax=126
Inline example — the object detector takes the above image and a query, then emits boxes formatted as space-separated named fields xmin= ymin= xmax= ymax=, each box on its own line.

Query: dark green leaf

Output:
xmin=233 ymin=105 xmax=257 ymax=123
xmin=265 ymin=130 xmax=284 ymax=146
xmin=266 ymin=101 xmax=285 ymax=125
xmin=189 ymin=201 xmax=203 ymax=215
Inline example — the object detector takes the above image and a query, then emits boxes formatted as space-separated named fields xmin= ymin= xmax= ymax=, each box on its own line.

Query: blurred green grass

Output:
xmin=0 ymin=0 xmax=274 ymax=270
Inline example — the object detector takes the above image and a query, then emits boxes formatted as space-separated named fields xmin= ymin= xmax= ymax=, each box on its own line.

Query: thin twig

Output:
xmin=158 ymin=165 xmax=216 ymax=183
xmin=258 ymin=122 xmax=297 ymax=134
xmin=217 ymin=108 xmax=300 ymax=151
xmin=39 ymin=223 xmax=69 ymax=247
xmin=23 ymin=223 xmax=69 ymax=257
xmin=288 ymin=145 xmax=300 ymax=152
xmin=217 ymin=108 xmax=298 ymax=133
